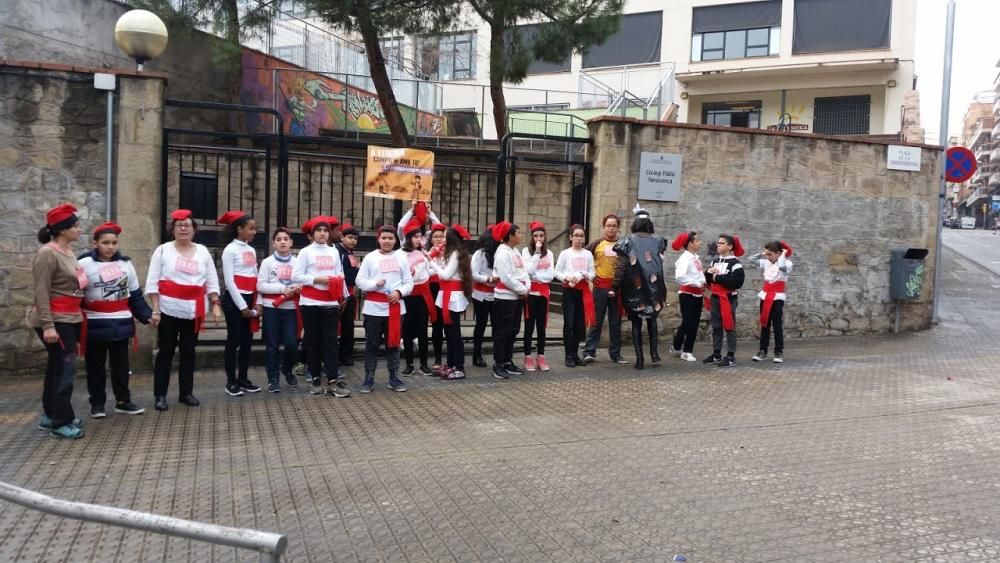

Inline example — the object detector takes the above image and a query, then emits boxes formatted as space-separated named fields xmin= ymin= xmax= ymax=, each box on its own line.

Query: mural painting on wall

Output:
xmin=242 ymin=50 xmax=444 ymax=137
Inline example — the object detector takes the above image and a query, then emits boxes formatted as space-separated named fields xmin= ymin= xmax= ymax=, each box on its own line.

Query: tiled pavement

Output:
xmin=2 ymin=249 xmax=1000 ymax=562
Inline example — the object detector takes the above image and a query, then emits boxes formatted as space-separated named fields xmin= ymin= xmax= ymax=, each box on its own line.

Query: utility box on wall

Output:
xmin=889 ymin=248 xmax=929 ymax=301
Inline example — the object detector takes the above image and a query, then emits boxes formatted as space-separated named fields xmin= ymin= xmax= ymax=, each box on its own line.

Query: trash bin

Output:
xmin=889 ymin=248 xmax=929 ymax=301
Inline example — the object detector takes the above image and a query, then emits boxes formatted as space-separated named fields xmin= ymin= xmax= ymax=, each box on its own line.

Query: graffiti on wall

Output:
xmin=242 ymin=50 xmax=444 ymax=137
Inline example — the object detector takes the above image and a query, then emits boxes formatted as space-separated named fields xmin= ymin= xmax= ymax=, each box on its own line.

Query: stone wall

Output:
xmin=0 ymin=64 xmax=164 ymax=374
xmin=587 ymin=116 xmax=942 ymax=338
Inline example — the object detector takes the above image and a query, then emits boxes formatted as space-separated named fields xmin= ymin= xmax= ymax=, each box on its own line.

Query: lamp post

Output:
xmin=114 ymin=9 xmax=169 ymax=72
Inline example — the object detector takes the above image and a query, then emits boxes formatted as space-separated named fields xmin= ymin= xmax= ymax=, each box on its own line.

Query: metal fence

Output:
xmin=0 ymin=480 xmax=287 ymax=562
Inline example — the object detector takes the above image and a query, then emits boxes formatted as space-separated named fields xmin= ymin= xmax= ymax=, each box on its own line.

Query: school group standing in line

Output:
xmin=30 ymin=202 xmax=793 ymax=439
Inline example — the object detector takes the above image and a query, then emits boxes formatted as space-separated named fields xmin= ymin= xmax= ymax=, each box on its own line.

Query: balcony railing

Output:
xmin=992 ymin=173 xmax=1000 ymax=187
xmin=970 ymin=121 xmax=993 ymax=149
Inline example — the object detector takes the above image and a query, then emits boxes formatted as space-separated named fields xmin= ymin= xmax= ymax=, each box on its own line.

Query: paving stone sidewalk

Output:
xmin=1 ymin=249 xmax=999 ymax=562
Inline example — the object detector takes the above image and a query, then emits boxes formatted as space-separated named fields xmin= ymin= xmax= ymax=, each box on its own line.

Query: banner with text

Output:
xmin=364 ymin=145 xmax=435 ymax=201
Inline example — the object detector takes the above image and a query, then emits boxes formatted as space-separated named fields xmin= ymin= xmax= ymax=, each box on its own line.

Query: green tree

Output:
xmin=305 ymin=0 xmax=457 ymax=146
xmin=466 ymin=0 xmax=623 ymax=138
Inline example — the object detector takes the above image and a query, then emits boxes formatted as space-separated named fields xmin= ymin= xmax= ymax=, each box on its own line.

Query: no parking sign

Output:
xmin=945 ymin=146 xmax=977 ymax=183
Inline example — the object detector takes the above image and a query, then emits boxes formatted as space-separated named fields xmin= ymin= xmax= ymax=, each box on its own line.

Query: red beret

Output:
xmin=402 ymin=218 xmax=423 ymax=238
xmin=452 ymin=224 xmax=471 ymax=240
xmin=492 ymin=221 xmax=512 ymax=242
xmin=780 ymin=241 xmax=793 ymax=257
xmin=323 ymin=215 xmax=340 ymax=228
xmin=732 ymin=235 xmax=745 ymax=257
xmin=46 ymin=203 xmax=78 ymax=227
xmin=92 ymin=221 xmax=122 ymax=238
xmin=341 ymin=223 xmax=359 ymax=236
xmin=217 ymin=210 xmax=247 ymax=225
xmin=430 ymin=222 xmax=447 ymax=232
xmin=671 ymin=232 xmax=690 ymax=252
xmin=171 ymin=209 xmax=192 ymax=222
xmin=301 ymin=217 xmax=315 ymax=236
xmin=528 ymin=221 xmax=545 ymax=233
xmin=414 ymin=201 xmax=428 ymax=226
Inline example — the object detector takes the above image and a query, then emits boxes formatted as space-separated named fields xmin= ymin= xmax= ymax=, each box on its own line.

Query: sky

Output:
xmin=915 ymin=0 xmax=999 ymax=145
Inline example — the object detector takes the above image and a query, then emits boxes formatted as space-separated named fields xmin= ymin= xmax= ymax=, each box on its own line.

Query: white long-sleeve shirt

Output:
xmin=493 ymin=244 xmax=529 ymax=300
xmin=522 ymin=248 xmax=555 ymax=296
xmin=221 ymin=239 xmax=258 ymax=310
xmin=674 ymin=250 xmax=706 ymax=293
xmin=145 ymin=242 xmax=220 ymax=320
xmin=79 ymin=255 xmax=141 ymax=320
xmin=750 ymin=253 xmax=793 ymax=301
xmin=554 ymin=247 xmax=595 ymax=286
xmin=396 ymin=208 xmax=440 ymax=241
xmin=471 ymin=249 xmax=494 ymax=302
xmin=292 ymin=242 xmax=348 ymax=307
xmin=403 ymin=249 xmax=431 ymax=285
xmin=429 ymin=250 xmax=469 ymax=312
xmin=356 ymin=250 xmax=414 ymax=316
xmin=257 ymin=253 xmax=298 ymax=310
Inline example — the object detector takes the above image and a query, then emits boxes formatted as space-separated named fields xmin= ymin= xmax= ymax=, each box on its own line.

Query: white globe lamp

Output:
xmin=114 ymin=9 xmax=169 ymax=71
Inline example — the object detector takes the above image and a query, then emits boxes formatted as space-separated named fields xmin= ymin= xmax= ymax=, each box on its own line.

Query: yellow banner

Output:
xmin=364 ymin=145 xmax=435 ymax=201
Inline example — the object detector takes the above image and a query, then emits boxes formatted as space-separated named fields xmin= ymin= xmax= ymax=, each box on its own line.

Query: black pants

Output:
xmin=710 ymin=294 xmax=739 ymax=357
xmin=584 ymin=286 xmax=622 ymax=359
xmin=759 ymin=300 xmax=784 ymax=354
xmin=363 ymin=314 xmax=400 ymax=377
xmin=402 ymin=295 xmax=429 ymax=367
xmin=85 ymin=338 xmax=131 ymax=406
xmin=430 ymin=283 xmax=444 ymax=364
xmin=562 ymin=289 xmax=586 ymax=360
xmin=36 ymin=323 xmax=79 ymax=428
xmin=523 ymin=295 xmax=547 ymax=356
xmin=154 ymin=313 xmax=198 ymax=398
xmin=339 ymin=295 xmax=356 ymax=364
xmin=263 ymin=306 xmax=297 ymax=381
xmin=472 ymin=298 xmax=493 ymax=359
xmin=301 ymin=305 xmax=340 ymax=383
xmin=492 ymin=298 xmax=523 ymax=365
xmin=672 ymin=293 xmax=703 ymax=354
xmin=222 ymin=292 xmax=253 ymax=383
xmin=444 ymin=315 xmax=465 ymax=370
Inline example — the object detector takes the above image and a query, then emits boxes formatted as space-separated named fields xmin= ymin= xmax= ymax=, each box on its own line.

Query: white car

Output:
xmin=961 ymin=217 xmax=976 ymax=229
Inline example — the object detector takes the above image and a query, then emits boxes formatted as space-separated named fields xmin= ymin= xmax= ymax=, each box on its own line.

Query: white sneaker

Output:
xmin=772 ymin=353 xmax=784 ymax=363
xmin=679 ymin=352 xmax=697 ymax=362
xmin=669 ymin=347 xmax=682 ymax=357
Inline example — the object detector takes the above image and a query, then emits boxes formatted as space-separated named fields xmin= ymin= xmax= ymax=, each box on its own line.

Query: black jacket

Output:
xmin=705 ymin=255 xmax=745 ymax=292
xmin=77 ymin=251 xmax=154 ymax=342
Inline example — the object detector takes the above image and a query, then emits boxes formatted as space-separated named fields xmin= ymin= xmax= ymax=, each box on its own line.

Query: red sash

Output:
xmin=234 ymin=275 xmax=260 ymax=332
xmin=364 ymin=292 xmax=402 ymax=348
xmin=566 ymin=280 xmax=596 ymax=328
xmin=301 ymin=277 xmax=345 ymax=305
xmin=83 ymin=299 xmax=129 ymax=313
xmin=50 ymin=296 xmax=86 ymax=355
xmin=678 ymin=285 xmax=704 ymax=296
xmin=473 ymin=282 xmax=495 ymax=294
xmin=267 ymin=293 xmax=304 ymax=340
xmin=759 ymin=281 xmax=786 ymax=328
xmin=524 ymin=281 xmax=551 ymax=327
xmin=592 ymin=276 xmax=625 ymax=317
xmin=158 ymin=280 xmax=208 ymax=333
xmin=704 ymin=284 xmax=736 ymax=331
xmin=437 ymin=280 xmax=463 ymax=325
xmin=411 ymin=281 xmax=438 ymax=323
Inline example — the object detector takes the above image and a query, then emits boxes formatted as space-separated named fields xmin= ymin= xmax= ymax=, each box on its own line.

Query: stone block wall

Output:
xmin=587 ymin=116 xmax=942 ymax=339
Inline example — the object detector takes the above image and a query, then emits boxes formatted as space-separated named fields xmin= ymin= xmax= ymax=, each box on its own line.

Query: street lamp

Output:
xmin=114 ymin=9 xmax=169 ymax=71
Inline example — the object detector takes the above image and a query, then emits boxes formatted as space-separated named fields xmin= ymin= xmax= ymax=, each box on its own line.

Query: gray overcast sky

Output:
xmin=915 ymin=0 xmax=999 ymax=144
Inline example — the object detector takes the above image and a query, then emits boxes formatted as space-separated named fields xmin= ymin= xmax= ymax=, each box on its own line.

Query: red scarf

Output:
xmin=759 ymin=280 xmax=786 ymax=328
xmin=364 ymin=292 xmax=402 ymax=347
xmin=704 ymin=284 xmax=736 ymax=331
xmin=234 ymin=275 xmax=260 ymax=333
xmin=437 ymin=280 xmax=463 ymax=325
xmin=565 ymin=280 xmax=596 ymax=328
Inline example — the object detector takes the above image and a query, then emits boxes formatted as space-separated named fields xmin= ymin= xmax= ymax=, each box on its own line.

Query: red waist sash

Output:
xmin=301 ymin=277 xmax=345 ymax=305
xmin=234 ymin=275 xmax=260 ymax=332
xmin=411 ymin=281 xmax=438 ymax=324
xmin=759 ymin=280 xmax=786 ymax=328
xmin=49 ymin=296 xmax=86 ymax=355
xmin=524 ymin=281 xmax=551 ymax=327
xmin=158 ymin=280 xmax=207 ymax=332
xmin=704 ymin=284 xmax=736 ymax=331
xmin=365 ymin=291 xmax=402 ymax=348
xmin=678 ymin=284 xmax=704 ymax=296
xmin=565 ymin=280 xmax=596 ymax=328
xmin=473 ymin=282 xmax=495 ymax=294
xmin=592 ymin=276 xmax=624 ymax=317
xmin=437 ymin=280 xmax=463 ymax=325
xmin=82 ymin=299 xmax=128 ymax=313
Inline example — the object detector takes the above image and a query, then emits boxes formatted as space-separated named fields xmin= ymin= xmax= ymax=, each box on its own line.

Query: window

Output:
xmin=692 ymin=27 xmax=779 ymax=61
xmin=702 ymin=101 xmax=763 ymax=129
xmin=277 ymin=0 xmax=315 ymax=19
xmin=812 ymin=95 xmax=871 ymax=135
xmin=417 ymin=31 xmax=476 ymax=80
xmin=581 ymin=12 xmax=662 ymax=69
xmin=379 ymin=37 xmax=405 ymax=71
xmin=510 ymin=23 xmax=571 ymax=75
xmin=793 ymin=0 xmax=891 ymax=54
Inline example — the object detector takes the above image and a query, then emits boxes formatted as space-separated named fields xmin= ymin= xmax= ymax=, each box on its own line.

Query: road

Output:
xmin=943 ymin=227 xmax=1000 ymax=275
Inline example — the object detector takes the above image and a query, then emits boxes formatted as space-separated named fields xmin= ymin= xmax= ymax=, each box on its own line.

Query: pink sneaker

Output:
xmin=537 ymin=355 xmax=550 ymax=371
xmin=523 ymin=355 xmax=536 ymax=372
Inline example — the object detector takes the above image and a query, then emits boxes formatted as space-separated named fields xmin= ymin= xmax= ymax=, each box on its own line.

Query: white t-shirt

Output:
xmin=292 ymin=242 xmax=349 ymax=307
xmin=555 ymin=247 xmax=595 ymax=286
xmin=356 ymin=250 xmax=414 ymax=317
xmin=79 ymin=255 xmax=141 ymax=320
xmin=145 ymin=242 xmax=220 ymax=320
xmin=429 ymin=250 xmax=469 ymax=313
xmin=493 ymin=244 xmax=529 ymax=300
xmin=471 ymin=249 xmax=494 ymax=302
xmin=257 ymin=253 xmax=298 ymax=310
xmin=523 ymin=248 xmax=556 ymax=295
xmin=221 ymin=239 xmax=258 ymax=310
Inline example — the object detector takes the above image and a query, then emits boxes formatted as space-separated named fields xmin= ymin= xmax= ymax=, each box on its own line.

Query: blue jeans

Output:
xmin=263 ymin=306 xmax=298 ymax=382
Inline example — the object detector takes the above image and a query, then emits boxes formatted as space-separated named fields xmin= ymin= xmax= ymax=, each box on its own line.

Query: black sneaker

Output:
xmin=752 ymin=350 xmax=768 ymax=362
xmin=267 ymin=382 xmax=281 ymax=393
xmin=237 ymin=379 xmax=261 ymax=393
xmin=719 ymin=356 xmax=736 ymax=368
xmin=284 ymin=373 xmax=299 ymax=388
xmin=418 ymin=365 xmax=434 ymax=376
xmin=113 ymin=402 xmax=145 ymax=415
xmin=225 ymin=382 xmax=244 ymax=396
xmin=360 ymin=379 xmax=374 ymax=394
xmin=90 ymin=405 xmax=106 ymax=419
xmin=503 ymin=362 xmax=525 ymax=376
xmin=401 ymin=365 xmax=415 ymax=377
xmin=389 ymin=377 xmax=408 ymax=392
xmin=327 ymin=380 xmax=351 ymax=398
xmin=702 ymin=354 xmax=722 ymax=365
xmin=492 ymin=364 xmax=510 ymax=379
